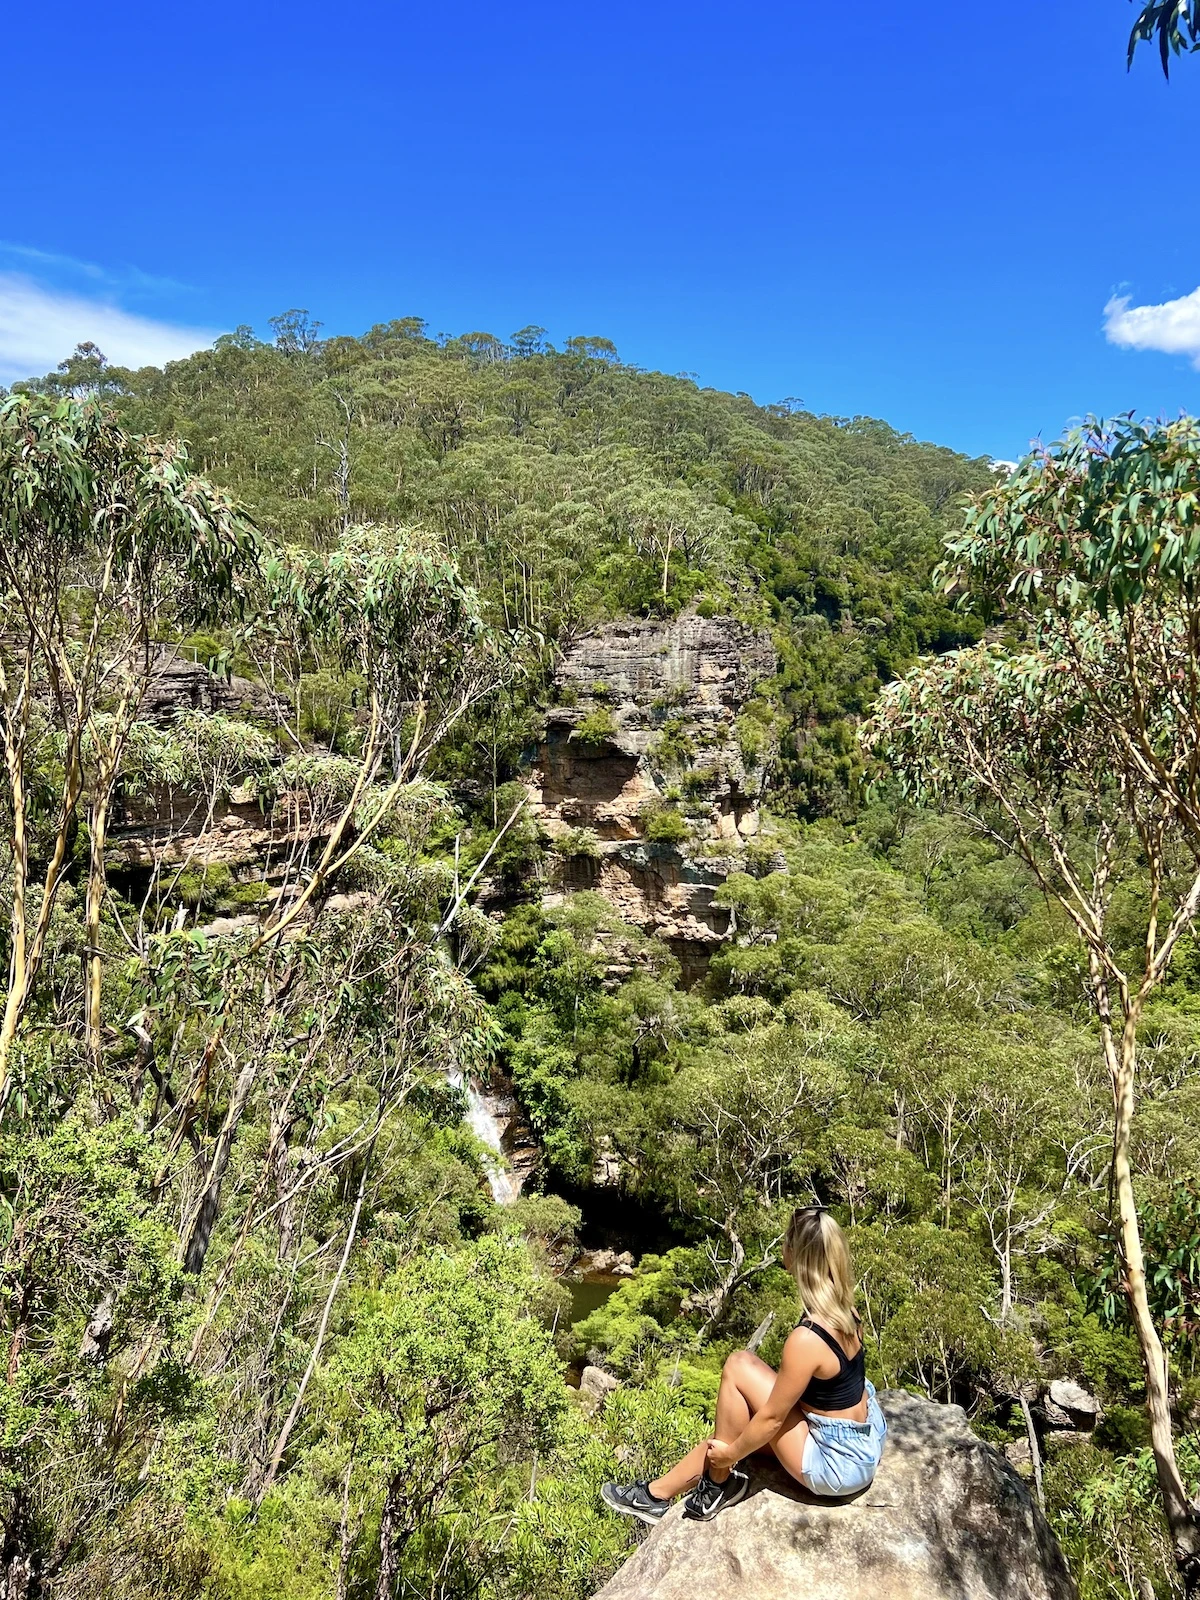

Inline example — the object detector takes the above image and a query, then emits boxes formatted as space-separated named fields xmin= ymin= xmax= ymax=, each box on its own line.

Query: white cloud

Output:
xmin=0 ymin=273 xmax=216 ymax=387
xmin=0 ymin=242 xmax=195 ymax=299
xmin=1104 ymin=285 xmax=1200 ymax=370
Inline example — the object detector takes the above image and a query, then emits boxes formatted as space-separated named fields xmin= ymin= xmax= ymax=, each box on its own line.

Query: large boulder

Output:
xmin=1045 ymin=1380 xmax=1102 ymax=1431
xmin=140 ymin=646 xmax=287 ymax=725
xmin=578 ymin=1365 xmax=622 ymax=1416
xmin=593 ymin=1391 xmax=1077 ymax=1600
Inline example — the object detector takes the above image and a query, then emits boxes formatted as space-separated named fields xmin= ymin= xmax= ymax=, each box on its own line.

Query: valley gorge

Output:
xmin=2 ymin=340 xmax=1196 ymax=1600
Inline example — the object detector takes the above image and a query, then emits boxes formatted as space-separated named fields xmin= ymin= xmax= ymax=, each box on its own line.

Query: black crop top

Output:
xmin=798 ymin=1316 xmax=866 ymax=1410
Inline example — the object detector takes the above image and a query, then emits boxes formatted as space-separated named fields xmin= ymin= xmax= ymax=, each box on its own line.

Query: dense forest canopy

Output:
xmin=12 ymin=319 xmax=995 ymax=816
xmin=1 ymin=328 xmax=1198 ymax=1600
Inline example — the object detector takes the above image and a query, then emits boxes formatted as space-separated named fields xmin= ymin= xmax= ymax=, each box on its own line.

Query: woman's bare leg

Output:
xmin=647 ymin=1437 xmax=711 ymax=1500
xmin=648 ymin=1349 xmax=795 ymax=1498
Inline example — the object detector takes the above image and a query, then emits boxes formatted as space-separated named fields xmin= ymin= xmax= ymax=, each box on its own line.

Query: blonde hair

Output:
xmin=783 ymin=1206 xmax=857 ymax=1339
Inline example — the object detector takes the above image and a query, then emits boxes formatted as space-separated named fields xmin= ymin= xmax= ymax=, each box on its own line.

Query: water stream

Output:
xmin=449 ymin=1071 xmax=519 ymax=1205
xmin=449 ymin=1072 xmax=632 ymax=1388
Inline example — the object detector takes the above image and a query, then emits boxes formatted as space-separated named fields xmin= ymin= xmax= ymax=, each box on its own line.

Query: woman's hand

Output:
xmin=705 ymin=1438 xmax=738 ymax=1474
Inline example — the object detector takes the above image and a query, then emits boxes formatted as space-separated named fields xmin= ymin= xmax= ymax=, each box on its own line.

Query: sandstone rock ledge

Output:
xmin=594 ymin=1391 xmax=1077 ymax=1600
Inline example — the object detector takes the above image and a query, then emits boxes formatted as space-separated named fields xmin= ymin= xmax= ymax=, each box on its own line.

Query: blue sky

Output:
xmin=2 ymin=0 xmax=1197 ymax=459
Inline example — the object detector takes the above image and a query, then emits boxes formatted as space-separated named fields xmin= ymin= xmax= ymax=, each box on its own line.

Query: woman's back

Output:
xmin=796 ymin=1314 xmax=867 ymax=1416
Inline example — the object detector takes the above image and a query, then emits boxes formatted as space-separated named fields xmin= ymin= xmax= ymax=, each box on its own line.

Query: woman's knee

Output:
xmin=723 ymin=1348 xmax=757 ymax=1380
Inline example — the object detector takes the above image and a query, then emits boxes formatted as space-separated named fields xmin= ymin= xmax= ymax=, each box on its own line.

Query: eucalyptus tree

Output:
xmin=662 ymin=1022 xmax=842 ymax=1333
xmin=0 ymin=520 xmax=519 ymax=1591
xmin=609 ymin=482 xmax=732 ymax=605
xmin=170 ymin=523 xmax=515 ymax=1278
xmin=865 ymin=415 xmax=1200 ymax=1590
xmin=259 ymin=524 xmax=504 ymax=923
xmin=945 ymin=1030 xmax=1101 ymax=1319
xmin=1129 ymin=0 xmax=1199 ymax=74
xmin=319 ymin=1236 xmax=565 ymax=1600
xmin=0 ymin=395 xmax=258 ymax=1094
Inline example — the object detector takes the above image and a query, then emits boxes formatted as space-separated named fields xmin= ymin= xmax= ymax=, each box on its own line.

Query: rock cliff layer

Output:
xmin=527 ymin=613 xmax=775 ymax=981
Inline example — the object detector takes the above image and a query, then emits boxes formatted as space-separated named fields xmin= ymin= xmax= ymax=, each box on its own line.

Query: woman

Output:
xmin=601 ymin=1206 xmax=887 ymax=1523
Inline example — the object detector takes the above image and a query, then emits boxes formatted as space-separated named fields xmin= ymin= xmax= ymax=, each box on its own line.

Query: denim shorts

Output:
xmin=799 ymin=1380 xmax=887 ymax=1496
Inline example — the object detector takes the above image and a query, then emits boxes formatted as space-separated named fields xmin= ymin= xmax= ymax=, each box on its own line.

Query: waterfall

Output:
xmin=448 ymin=1071 xmax=519 ymax=1205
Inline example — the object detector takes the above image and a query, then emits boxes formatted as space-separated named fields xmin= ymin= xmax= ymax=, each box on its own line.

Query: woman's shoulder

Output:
xmin=792 ymin=1313 xmax=863 ymax=1358
xmin=783 ymin=1319 xmax=828 ymax=1355
xmin=778 ymin=1323 xmax=819 ymax=1372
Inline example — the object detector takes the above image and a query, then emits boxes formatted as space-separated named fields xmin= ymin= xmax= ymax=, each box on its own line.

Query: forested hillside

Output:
xmin=25 ymin=319 xmax=993 ymax=815
xmin=1 ymin=331 xmax=1198 ymax=1600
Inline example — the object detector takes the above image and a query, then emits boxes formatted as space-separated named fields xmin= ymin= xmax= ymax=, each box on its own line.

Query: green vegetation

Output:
xmin=11 ymin=320 xmax=994 ymax=815
xmin=1128 ymin=0 xmax=1199 ymax=74
xmin=571 ymin=706 xmax=620 ymax=748
xmin=867 ymin=416 xmax=1200 ymax=1586
xmin=556 ymin=827 xmax=602 ymax=861
xmin=642 ymin=803 xmax=690 ymax=844
xmin=0 ymin=363 xmax=1198 ymax=1600
xmin=648 ymin=716 xmax=697 ymax=771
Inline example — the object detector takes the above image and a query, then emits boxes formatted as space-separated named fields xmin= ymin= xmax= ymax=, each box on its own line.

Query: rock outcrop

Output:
xmin=576 ymin=1248 xmax=636 ymax=1278
xmin=594 ymin=1390 xmax=1077 ymax=1600
xmin=109 ymin=785 xmax=295 ymax=873
xmin=527 ymin=613 xmax=775 ymax=982
xmin=140 ymin=647 xmax=287 ymax=725
xmin=1043 ymin=1380 xmax=1102 ymax=1431
xmin=109 ymin=650 xmax=305 ymax=878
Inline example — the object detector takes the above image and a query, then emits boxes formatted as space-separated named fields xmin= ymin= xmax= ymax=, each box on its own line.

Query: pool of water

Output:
xmin=563 ymin=1271 xmax=622 ymax=1388
xmin=566 ymin=1272 xmax=620 ymax=1326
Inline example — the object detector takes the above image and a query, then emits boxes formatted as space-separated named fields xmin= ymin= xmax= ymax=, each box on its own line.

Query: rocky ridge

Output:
xmin=138 ymin=647 xmax=287 ymax=725
xmin=109 ymin=649 xmax=301 ymax=879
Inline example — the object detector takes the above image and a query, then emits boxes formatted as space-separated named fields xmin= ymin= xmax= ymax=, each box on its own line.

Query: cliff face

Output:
xmin=109 ymin=649 xmax=299 ymax=878
xmin=526 ymin=613 xmax=775 ymax=982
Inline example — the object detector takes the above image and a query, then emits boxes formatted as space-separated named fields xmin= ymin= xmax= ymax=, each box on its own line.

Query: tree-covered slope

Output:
xmin=15 ymin=321 xmax=994 ymax=814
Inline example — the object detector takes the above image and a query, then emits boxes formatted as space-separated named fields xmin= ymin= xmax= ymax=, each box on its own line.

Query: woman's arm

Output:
xmin=708 ymin=1331 xmax=817 ymax=1472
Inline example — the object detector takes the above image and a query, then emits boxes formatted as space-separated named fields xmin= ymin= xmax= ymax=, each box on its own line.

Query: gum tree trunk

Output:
xmin=1106 ymin=1012 xmax=1200 ymax=1593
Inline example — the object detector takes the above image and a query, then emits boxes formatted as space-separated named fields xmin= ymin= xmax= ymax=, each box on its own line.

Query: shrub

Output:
xmin=298 ymin=667 xmax=366 ymax=750
xmin=648 ymin=716 xmax=695 ymax=769
xmin=503 ymin=1193 xmax=583 ymax=1251
xmin=650 ymin=684 xmax=688 ymax=713
xmin=736 ymin=699 xmax=777 ymax=769
xmin=571 ymin=707 xmax=619 ymax=747
xmin=179 ymin=632 xmax=224 ymax=669
xmin=228 ymin=880 xmax=271 ymax=909
xmin=557 ymin=827 xmax=601 ymax=860
xmin=681 ymin=766 xmax=718 ymax=797
xmin=175 ymin=864 xmax=235 ymax=911
xmin=644 ymin=807 xmax=688 ymax=845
